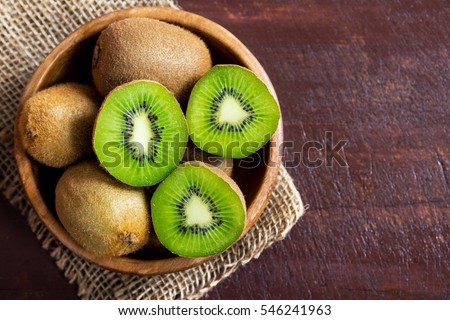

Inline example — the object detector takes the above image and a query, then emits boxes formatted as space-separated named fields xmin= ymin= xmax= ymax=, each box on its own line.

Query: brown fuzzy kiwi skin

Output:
xmin=182 ymin=145 xmax=234 ymax=177
xmin=55 ymin=160 xmax=150 ymax=257
xmin=18 ymin=83 xmax=100 ymax=168
xmin=92 ymin=18 xmax=212 ymax=102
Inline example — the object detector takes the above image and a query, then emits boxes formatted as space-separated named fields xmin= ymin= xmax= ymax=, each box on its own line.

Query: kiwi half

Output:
xmin=55 ymin=160 xmax=150 ymax=257
xmin=18 ymin=83 xmax=100 ymax=168
xmin=186 ymin=65 xmax=280 ymax=158
xmin=93 ymin=80 xmax=188 ymax=187
xmin=151 ymin=162 xmax=246 ymax=258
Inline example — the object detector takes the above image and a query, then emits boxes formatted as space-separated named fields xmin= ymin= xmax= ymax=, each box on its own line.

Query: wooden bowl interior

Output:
xmin=15 ymin=7 xmax=282 ymax=275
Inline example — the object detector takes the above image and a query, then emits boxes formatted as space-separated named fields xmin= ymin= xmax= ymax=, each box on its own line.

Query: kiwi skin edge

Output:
xmin=181 ymin=145 xmax=234 ymax=177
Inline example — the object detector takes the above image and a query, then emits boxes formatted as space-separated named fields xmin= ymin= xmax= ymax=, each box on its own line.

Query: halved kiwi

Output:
xmin=93 ymin=80 xmax=188 ymax=187
xmin=186 ymin=65 xmax=280 ymax=158
xmin=151 ymin=162 xmax=246 ymax=258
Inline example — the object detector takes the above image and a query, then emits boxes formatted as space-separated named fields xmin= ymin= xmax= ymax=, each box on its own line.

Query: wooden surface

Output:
xmin=1 ymin=0 xmax=449 ymax=299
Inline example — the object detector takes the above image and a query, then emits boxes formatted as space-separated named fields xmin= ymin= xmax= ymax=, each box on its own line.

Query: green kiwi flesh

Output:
xmin=93 ymin=80 xmax=188 ymax=187
xmin=55 ymin=160 xmax=150 ymax=256
xmin=186 ymin=65 xmax=280 ymax=158
xmin=18 ymin=83 xmax=100 ymax=168
xmin=151 ymin=162 xmax=246 ymax=258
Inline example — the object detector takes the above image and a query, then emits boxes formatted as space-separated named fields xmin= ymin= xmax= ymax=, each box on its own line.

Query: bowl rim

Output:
xmin=14 ymin=6 xmax=283 ymax=276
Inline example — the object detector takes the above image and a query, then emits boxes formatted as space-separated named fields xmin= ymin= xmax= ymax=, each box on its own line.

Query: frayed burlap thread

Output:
xmin=0 ymin=0 xmax=305 ymax=299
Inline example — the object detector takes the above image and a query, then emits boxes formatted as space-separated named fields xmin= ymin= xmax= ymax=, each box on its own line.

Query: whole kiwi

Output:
xmin=55 ymin=160 xmax=150 ymax=257
xmin=92 ymin=17 xmax=212 ymax=102
xmin=18 ymin=83 xmax=100 ymax=168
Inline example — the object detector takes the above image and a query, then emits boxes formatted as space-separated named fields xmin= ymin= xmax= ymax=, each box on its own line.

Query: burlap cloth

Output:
xmin=0 ymin=0 xmax=305 ymax=299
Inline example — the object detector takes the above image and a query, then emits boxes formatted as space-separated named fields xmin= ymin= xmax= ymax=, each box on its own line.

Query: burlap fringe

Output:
xmin=0 ymin=0 xmax=305 ymax=299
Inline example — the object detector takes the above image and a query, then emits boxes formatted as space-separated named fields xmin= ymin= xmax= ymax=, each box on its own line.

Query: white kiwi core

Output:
xmin=129 ymin=111 xmax=154 ymax=154
xmin=217 ymin=96 xmax=249 ymax=125
xmin=185 ymin=195 xmax=213 ymax=227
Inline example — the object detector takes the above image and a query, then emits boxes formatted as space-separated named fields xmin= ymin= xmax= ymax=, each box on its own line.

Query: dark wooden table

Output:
xmin=0 ymin=0 xmax=448 ymax=299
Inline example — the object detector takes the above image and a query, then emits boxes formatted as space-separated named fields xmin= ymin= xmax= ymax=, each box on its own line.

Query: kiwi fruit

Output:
xmin=151 ymin=161 xmax=246 ymax=258
xmin=93 ymin=80 xmax=188 ymax=187
xmin=186 ymin=65 xmax=280 ymax=158
xmin=18 ymin=83 xmax=100 ymax=168
xmin=55 ymin=160 xmax=150 ymax=256
xmin=92 ymin=17 xmax=212 ymax=102
xmin=182 ymin=142 xmax=233 ymax=176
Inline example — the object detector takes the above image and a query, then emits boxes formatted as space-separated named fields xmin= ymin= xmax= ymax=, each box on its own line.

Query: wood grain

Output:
xmin=0 ymin=0 xmax=449 ymax=298
xmin=182 ymin=0 xmax=450 ymax=299
xmin=0 ymin=193 xmax=78 ymax=299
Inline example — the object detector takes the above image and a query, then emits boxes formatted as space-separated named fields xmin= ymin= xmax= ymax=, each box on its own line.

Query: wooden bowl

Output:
xmin=14 ymin=7 xmax=283 ymax=276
